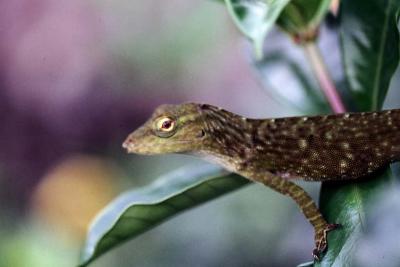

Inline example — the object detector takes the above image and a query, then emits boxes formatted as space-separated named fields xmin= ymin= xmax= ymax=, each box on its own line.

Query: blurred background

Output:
xmin=1 ymin=1 xmax=400 ymax=267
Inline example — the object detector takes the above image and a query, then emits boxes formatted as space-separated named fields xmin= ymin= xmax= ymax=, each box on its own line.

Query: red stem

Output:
xmin=304 ymin=42 xmax=346 ymax=114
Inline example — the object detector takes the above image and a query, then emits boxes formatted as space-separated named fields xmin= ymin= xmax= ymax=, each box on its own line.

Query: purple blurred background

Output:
xmin=0 ymin=2 xmax=292 ymax=266
xmin=0 ymin=0 xmax=274 ymax=209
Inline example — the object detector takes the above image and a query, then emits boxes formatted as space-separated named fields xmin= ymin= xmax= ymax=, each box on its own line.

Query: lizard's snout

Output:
xmin=122 ymin=136 xmax=136 ymax=153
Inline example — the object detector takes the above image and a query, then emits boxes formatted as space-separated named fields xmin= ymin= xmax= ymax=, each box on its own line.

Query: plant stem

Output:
xmin=303 ymin=42 xmax=346 ymax=114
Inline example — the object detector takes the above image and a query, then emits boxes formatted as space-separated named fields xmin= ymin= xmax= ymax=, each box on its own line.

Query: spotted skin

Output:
xmin=123 ymin=103 xmax=400 ymax=260
xmin=199 ymin=104 xmax=400 ymax=181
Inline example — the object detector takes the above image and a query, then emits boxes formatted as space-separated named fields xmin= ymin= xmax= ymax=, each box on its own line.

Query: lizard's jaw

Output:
xmin=122 ymin=134 xmax=174 ymax=155
xmin=122 ymin=135 xmax=152 ymax=154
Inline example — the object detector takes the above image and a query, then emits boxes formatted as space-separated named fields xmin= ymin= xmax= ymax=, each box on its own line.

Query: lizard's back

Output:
xmin=249 ymin=109 xmax=400 ymax=181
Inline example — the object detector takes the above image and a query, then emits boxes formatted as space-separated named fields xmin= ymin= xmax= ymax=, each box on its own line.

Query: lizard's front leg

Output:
xmin=249 ymin=172 xmax=340 ymax=260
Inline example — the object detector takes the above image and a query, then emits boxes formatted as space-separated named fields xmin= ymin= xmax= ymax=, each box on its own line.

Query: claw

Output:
xmin=312 ymin=248 xmax=320 ymax=261
xmin=313 ymin=223 xmax=342 ymax=261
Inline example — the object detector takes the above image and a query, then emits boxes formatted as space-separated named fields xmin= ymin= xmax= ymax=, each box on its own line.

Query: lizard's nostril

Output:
xmin=122 ymin=138 xmax=133 ymax=150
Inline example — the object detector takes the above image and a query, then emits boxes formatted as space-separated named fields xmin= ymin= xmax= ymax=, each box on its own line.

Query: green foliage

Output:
xmin=341 ymin=0 xmax=400 ymax=111
xmin=224 ymin=0 xmax=291 ymax=58
xmin=254 ymin=53 xmax=330 ymax=114
xmin=315 ymin=1 xmax=400 ymax=265
xmin=317 ymin=170 xmax=396 ymax=266
xmin=223 ymin=0 xmax=331 ymax=56
xmin=79 ymin=165 xmax=249 ymax=267
xmin=277 ymin=0 xmax=331 ymax=40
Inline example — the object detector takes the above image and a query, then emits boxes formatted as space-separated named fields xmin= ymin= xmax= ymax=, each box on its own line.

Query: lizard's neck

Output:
xmin=196 ymin=105 xmax=265 ymax=173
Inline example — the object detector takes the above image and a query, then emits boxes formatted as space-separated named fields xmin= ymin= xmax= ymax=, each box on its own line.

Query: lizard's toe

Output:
xmin=313 ymin=223 xmax=342 ymax=261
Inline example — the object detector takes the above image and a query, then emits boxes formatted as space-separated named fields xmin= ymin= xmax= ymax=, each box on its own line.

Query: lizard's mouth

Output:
xmin=122 ymin=136 xmax=194 ymax=155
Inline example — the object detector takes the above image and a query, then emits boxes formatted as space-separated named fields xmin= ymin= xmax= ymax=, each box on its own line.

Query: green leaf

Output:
xmin=79 ymin=164 xmax=249 ymax=267
xmin=254 ymin=51 xmax=330 ymax=114
xmin=316 ymin=169 xmax=397 ymax=266
xmin=297 ymin=261 xmax=314 ymax=267
xmin=277 ymin=0 xmax=331 ymax=41
xmin=340 ymin=0 xmax=400 ymax=111
xmin=224 ymin=0 xmax=291 ymax=58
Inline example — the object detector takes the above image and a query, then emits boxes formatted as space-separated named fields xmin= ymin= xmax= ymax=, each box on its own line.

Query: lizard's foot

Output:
xmin=312 ymin=223 xmax=341 ymax=261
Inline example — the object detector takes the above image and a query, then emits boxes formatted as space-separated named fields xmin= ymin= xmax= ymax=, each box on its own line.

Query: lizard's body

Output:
xmin=123 ymin=103 xmax=400 ymax=260
xmin=200 ymin=104 xmax=400 ymax=180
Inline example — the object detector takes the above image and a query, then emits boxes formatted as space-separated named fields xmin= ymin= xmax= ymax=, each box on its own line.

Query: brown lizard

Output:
xmin=122 ymin=102 xmax=400 ymax=260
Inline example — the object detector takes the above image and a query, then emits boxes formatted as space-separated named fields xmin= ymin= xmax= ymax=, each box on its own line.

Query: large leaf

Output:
xmin=316 ymin=169 xmax=397 ymax=266
xmin=297 ymin=168 xmax=399 ymax=267
xmin=340 ymin=0 xmax=400 ymax=111
xmin=277 ymin=0 xmax=331 ymax=41
xmin=224 ymin=0 xmax=291 ymax=58
xmin=79 ymin=164 xmax=249 ymax=267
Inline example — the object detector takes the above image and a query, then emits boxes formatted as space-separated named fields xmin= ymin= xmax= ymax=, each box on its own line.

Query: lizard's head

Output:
xmin=123 ymin=103 xmax=208 ymax=155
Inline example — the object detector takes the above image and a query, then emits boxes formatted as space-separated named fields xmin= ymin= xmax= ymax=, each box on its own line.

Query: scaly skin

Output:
xmin=123 ymin=103 xmax=400 ymax=260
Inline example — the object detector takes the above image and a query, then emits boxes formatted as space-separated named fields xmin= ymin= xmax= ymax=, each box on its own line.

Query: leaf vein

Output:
xmin=372 ymin=0 xmax=394 ymax=110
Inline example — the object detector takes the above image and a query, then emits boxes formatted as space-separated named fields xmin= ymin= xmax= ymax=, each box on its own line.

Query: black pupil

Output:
xmin=162 ymin=120 xmax=172 ymax=129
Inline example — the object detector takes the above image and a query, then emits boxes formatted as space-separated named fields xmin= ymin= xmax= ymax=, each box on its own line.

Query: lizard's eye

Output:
xmin=154 ymin=116 xmax=177 ymax=137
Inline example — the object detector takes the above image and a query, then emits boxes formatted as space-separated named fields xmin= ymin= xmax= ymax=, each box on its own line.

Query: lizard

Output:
xmin=122 ymin=102 xmax=400 ymax=260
